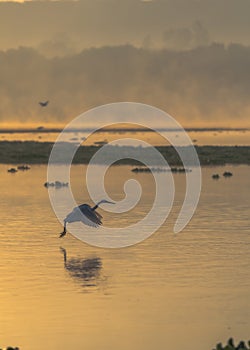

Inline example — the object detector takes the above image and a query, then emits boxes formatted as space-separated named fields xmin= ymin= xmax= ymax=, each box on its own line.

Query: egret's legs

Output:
xmin=59 ymin=221 xmax=67 ymax=238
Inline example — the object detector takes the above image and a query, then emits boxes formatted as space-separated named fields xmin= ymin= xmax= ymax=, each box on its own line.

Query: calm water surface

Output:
xmin=0 ymin=164 xmax=249 ymax=350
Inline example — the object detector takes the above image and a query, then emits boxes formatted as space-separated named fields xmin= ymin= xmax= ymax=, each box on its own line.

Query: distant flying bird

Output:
xmin=59 ymin=199 xmax=115 ymax=237
xmin=39 ymin=100 xmax=49 ymax=107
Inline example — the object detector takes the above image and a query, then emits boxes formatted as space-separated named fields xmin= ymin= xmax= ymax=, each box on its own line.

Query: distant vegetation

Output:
xmin=0 ymin=141 xmax=250 ymax=165
xmin=213 ymin=338 xmax=250 ymax=350
xmin=1 ymin=338 xmax=250 ymax=350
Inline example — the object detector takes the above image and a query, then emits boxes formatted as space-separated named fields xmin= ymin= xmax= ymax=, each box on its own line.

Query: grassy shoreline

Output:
xmin=0 ymin=141 xmax=250 ymax=166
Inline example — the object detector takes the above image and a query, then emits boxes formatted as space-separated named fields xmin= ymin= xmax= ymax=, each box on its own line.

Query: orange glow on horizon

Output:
xmin=0 ymin=121 xmax=249 ymax=131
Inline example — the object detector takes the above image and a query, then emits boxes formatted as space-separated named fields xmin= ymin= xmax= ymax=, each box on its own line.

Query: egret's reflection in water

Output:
xmin=60 ymin=247 xmax=103 ymax=290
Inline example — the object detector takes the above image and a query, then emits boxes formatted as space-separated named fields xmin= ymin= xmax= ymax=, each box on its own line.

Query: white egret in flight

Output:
xmin=59 ymin=199 xmax=115 ymax=238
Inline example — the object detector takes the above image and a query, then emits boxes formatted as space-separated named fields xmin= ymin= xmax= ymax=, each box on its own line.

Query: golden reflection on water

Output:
xmin=0 ymin=164 xmax=250 ymax=350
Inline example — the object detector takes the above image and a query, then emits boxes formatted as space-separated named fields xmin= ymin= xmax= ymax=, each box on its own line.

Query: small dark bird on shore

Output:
xmin=223 ymin=171 xmax=233 ymax=177
xmin=7 ymin=168 xmax=18 ymax=173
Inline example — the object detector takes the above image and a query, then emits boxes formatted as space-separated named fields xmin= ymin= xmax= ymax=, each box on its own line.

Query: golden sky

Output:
xmin=0 ymin=0 xmax=250 ymax=127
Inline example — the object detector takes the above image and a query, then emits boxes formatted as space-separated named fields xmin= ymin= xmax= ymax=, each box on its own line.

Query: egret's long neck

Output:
xmin=91 ymin=200 xmax=103 ymax=211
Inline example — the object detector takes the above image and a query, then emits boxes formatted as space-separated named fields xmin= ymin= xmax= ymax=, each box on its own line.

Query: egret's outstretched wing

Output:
xmin=78 ymin=204 xmax=102 ymax=227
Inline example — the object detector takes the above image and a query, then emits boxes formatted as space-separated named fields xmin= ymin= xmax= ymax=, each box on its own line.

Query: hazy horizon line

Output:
xmin=0 ymin=126 xmax=249 ymax=133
